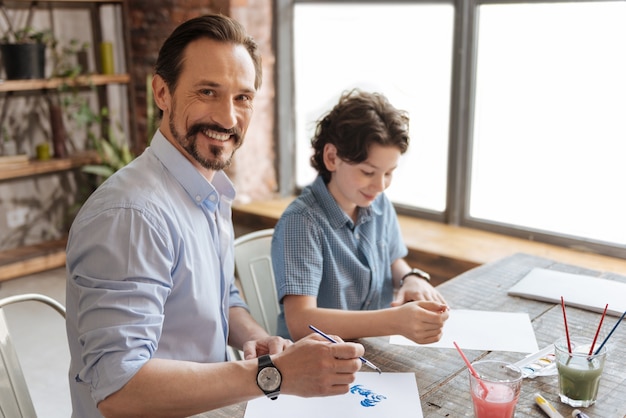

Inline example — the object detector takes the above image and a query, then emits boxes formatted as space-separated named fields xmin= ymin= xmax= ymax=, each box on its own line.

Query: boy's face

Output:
xmin=324 ymin=142 xmax=401 ymax=217
xmin=154 ymin=37 xmax=257 ymax=178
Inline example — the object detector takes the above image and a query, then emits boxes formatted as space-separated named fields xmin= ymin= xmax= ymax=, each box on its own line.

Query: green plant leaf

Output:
xmin=121 ymin=145 xmax=133 ymax=165
xmin=100 ymin=139 xmax=122 ymax=168
xmin=81 ymin=164 xmax=114 ymax=178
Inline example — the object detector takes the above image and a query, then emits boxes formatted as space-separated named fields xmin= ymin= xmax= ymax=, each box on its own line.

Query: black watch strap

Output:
xmin=399 ymin=268 xmax=431 ymax=287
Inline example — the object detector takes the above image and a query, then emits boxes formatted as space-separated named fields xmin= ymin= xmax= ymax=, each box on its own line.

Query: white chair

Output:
xmin=0 ymin=293 xmax=66 ymax=418
xmin=234 ymin=229 xmax=280 ymax=337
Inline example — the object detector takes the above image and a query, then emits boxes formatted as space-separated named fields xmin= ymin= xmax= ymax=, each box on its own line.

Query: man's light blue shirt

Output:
xmin=65 ymin=131 xmax=247 ymax=417
xmin=272 ymin=175 xmax=408 ymax=339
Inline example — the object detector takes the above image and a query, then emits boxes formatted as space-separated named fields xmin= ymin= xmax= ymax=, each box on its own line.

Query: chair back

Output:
xmin=0 ymin=294 xmax=66 ymax=418
xmin=234 ymin=229 xmax=280 ymax=336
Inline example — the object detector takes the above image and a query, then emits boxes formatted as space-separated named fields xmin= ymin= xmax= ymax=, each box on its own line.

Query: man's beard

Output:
xmin=169 ymin=114 xmax=241 ymax=171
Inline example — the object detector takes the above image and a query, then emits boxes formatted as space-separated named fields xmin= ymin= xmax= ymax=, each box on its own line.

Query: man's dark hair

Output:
xmin=155 ymin=14 xmax=262 ymax=94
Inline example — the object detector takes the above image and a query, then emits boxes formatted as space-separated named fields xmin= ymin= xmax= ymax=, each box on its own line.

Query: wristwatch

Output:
xmin=399 ymin=267 xmax=431 ymax=287
xmin=256 ymin=354 xmax=282 ymax=400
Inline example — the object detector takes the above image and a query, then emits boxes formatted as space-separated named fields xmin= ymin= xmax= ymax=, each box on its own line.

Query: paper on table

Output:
xmin=389 ymin=309 xmax=539 ymax=353
xmin=244 ymin=372 xmax=422 ymax=418
xmin=508 ymin=268 xmax=626 ymax=317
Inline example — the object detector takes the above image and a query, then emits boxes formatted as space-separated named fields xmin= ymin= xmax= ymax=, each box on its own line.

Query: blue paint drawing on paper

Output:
xmin=350 ymin=384 xmax=387 ymax=407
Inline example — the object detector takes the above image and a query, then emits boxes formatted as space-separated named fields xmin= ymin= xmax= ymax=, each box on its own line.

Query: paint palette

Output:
xmin=513 ymin=344 xmax=557 ymax=378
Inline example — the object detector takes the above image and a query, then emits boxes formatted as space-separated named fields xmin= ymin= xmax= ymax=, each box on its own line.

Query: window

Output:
xmin=469 ymin=1 xmax=626 ymax=249
xmin=277 ymin=0 xmax=626 ymax=258
xmin=292 ymin=3 xmax=454 ymax=212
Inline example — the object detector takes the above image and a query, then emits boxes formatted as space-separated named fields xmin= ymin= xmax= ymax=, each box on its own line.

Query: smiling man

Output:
xmin=65 ymin=15 xmax=364 ymax=418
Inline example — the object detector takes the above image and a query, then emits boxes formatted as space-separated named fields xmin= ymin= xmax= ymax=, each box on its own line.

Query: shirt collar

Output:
xmin=310 ymin=175 xmax=383 ymax=229
xmin=150 ymin=130 xmax=235 ymax=209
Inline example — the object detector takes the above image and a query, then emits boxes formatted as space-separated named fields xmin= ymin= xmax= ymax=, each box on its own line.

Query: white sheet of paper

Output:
xmin=389 ymin=309 xmax=539 ymax=353
xmin=508 ymin=268 xmax=626 ymax=317
xmin=244 ymin=372 xmax=422 ymax=418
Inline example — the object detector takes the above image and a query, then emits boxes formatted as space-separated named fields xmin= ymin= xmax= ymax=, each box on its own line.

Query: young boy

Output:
xmin=272 ymin=89 xmax=449 ymax=343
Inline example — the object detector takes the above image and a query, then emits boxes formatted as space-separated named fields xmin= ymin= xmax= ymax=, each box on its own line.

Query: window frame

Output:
xmin=275 ymin=0 xmax=626 ymax=259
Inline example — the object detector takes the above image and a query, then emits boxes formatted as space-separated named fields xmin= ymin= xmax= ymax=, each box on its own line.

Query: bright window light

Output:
xmin=470 ymin=2 xmax=626 ymax=245
xmin=293 ymin=3 xmax=454 ymax=211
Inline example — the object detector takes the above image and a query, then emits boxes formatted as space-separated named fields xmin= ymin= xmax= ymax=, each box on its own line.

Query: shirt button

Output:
xmin=209 ymin=194 xmax=217 ymax=202
xmin=195 ymin=195 xmax=202 ymax=202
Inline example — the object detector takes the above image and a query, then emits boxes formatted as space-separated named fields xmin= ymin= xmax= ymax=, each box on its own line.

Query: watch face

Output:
xmin=257 ymin=367 xmax=281 ymax=391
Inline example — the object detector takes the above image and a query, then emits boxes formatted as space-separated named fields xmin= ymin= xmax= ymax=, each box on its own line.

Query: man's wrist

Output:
xmin=256 ymin=354 xmax=282 ymax=400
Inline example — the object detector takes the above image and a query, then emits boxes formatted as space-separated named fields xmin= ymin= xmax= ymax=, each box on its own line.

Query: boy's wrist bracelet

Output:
xmin=399 ymin=268 xmax=431 ymax=287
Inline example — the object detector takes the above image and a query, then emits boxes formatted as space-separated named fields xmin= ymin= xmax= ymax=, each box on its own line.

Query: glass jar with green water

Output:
xmin=554 ymin=336 xmax=607 ymax=408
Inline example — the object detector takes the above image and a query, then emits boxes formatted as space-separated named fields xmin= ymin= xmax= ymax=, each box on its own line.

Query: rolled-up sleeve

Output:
xmin=67 ymin=204 xmax=173 ymax=404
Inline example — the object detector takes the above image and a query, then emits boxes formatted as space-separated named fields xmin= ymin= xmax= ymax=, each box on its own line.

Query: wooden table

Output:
xmin=194 ymin=253 xmax=626 ymax=417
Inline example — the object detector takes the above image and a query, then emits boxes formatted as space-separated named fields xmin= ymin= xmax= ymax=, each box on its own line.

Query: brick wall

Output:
xmin=128 ymin=0 xmax=277 ymax=202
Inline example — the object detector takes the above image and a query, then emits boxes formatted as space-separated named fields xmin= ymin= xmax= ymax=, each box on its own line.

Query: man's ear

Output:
xmin=322 ymin=143 xmax=339 ymax=171
xmin=152 ymin=74 xmax=171 ymax=113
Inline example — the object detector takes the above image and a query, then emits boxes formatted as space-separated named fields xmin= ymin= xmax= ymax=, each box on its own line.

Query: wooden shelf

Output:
xmin=0 ymin=0 xmax=134 ymax=283
xmin=0 ymin=151 xmax=99 ymax=281
xmin=0 ymin=74 xmax=131 ymax=93
xmin=0 ymin=151 xmax=99 ymax=181
xmin=0 ymin=238 xmax=67 ymax=282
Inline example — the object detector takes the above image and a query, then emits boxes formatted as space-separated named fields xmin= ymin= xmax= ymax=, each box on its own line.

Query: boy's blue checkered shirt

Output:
xmin=272 ymin=175 xmax=408 ymax=339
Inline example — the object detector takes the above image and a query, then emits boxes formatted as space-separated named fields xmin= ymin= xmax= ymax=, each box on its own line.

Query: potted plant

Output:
xmin=81 ymin=118 xmax=134 ymax=183
xmin=0 ymin=5 xmax=54 ymax=80
xmin=52 ymin=39 xmax=91 ymax=77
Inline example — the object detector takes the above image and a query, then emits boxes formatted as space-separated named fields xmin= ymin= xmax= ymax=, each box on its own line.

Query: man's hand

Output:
xmin=271 ymin=333 xmax=364 ymax=397
xmin=243 ymin=336 xmax=293 ymax=359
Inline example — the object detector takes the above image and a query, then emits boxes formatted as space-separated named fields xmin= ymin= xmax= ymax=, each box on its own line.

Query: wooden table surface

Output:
xmin=193 ymin=253 xmax=626 ymax=417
